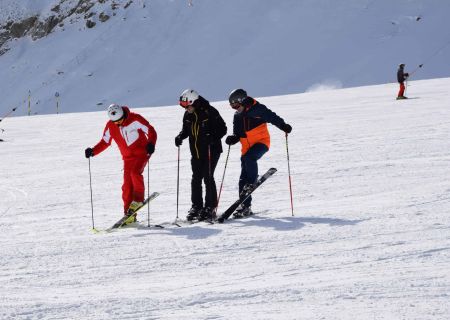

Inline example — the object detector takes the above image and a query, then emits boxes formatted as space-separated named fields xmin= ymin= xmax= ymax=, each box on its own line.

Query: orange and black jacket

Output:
xmin=233 ymin=98 xmax=287 ymax=155
xmin=178 ymin=96 xmax=227 ymax=159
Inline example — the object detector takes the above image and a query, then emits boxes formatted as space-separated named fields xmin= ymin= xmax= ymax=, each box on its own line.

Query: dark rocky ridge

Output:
xmin=0 ymin=0 xmax=128 ymax=55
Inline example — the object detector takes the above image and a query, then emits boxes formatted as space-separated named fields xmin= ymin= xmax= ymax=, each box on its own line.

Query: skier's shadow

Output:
xmin=230 ymin=215 xmax=365 ymax=231
xmin=165 ymin=225 xmax=221 ymax=239
xmin=133 ymin=223 xmax=221 ymax=240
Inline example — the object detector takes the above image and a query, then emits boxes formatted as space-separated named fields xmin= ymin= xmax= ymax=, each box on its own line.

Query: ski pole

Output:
xmin=410 ymin=38 xmax=450 ymax=78
xmin=88 ymin=157 xmax=96 ymax=231
xmin=147 ymin=159 xmax=150 ymax=227
xmin=215 ymin=144 xmax=230 ymax=215
xmin=285 ymin=133 xmax=294 ymax=216
xmin=0 ymin=107 xmax=18 ymax=122
xmin=176 ymin=146 xmax=180 ymax=220
xmin=408 ymin=64 xmax=423 ymax=79
xmin=146 ymin=157 xmax=163 ymax=229
xmin=207 ymin=144 xmax=214 ymax=219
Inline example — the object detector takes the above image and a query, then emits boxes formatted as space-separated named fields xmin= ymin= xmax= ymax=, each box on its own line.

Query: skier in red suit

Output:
xmin=85 ymin=104 xmax=157 ymax=217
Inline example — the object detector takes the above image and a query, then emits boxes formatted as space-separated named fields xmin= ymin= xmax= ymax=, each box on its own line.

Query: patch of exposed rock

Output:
xmin=0 ymin=0 xmax=133 ymax=56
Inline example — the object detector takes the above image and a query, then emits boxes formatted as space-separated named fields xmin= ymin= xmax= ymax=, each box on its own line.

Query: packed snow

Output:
xmin=1 ymin=1 xmax=450 ymax=319
xmin=1 ymin=78 xmax=449 ymax=319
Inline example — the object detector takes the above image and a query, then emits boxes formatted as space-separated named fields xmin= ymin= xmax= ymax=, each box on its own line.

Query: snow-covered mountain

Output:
xmin=0 ymin=78 xmax=449 ymax=319
xmin=1 ymin=0 xmax=450 ymax=116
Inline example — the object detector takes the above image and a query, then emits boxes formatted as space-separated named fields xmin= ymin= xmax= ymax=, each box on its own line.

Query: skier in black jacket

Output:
xmin=175 ymin=89 xmax=227 ymax=221
xmin=397 ymin=63 xmax=409 ymax=100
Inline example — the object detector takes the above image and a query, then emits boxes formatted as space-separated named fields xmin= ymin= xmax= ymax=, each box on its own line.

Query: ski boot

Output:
xmin=198 ymin=207 xmax=214 ymax=222
xmin=241 ymin=183 xmax=255 ymax=196
xmin=186 ymin=205 xmax=202 ymax=221
xmin=233 ymin=204 xmax=253 ymax=219
xmin=124 ymin=201 xmax=143 ymax=224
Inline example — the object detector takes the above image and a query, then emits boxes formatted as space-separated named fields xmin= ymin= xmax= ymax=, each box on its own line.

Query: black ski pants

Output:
xmin=191 ymin=152 xmax=220 ymax=209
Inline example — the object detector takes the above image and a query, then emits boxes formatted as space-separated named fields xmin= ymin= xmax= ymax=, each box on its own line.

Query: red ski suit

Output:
xmin=92 ymin=107 xmax=157 ymax=213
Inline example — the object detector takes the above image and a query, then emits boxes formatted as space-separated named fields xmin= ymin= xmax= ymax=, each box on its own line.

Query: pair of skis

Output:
xmin=106 ymin=192 xmax=160 ymax=231
xmin=217 ymin=167 xmax=277 ymax=223
xmin=102 ymin=167 xmax=277 ymax=231
xmin=175 ymin=167 xmax=277 ymax=225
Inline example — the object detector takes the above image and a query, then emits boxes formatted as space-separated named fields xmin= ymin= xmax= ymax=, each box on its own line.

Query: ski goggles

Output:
xmin=113 ymin=118 xmax=124 ymax=124
xmin=179 ymin=97 xmax=191 ymax=108
xmin=230 ymin=101 xmax=241 ymax=109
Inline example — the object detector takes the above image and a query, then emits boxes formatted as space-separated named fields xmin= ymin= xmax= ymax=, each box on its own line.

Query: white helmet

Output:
xmin=107 ymin=103 xmax=124 ymax=121
xmin=179 ymin=89 xmax=199 ymax=107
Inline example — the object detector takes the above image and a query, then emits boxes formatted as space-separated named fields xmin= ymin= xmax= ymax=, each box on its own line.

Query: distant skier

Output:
xmin=225 ymin=89 xmax=292 ymax=218
xmin=397 ymin=63 xmax=409 ymax=100
xmin=85 ymin=104 xmax=157 ymax=221
xmin=175 ymin=89 xmax=227 ymax=221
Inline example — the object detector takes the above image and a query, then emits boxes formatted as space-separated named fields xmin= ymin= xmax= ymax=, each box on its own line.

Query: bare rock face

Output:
xmin=0 ymin=0 xmax=129 ymax=56
xmin=31 ymin=15 xmax=61 ymax=40
xmin=75 ymin=0 xmax=95 ymax=15
xmin=99 ymin=12 xmax=110 ymax=22
xmin=0 ymin=30 xmax=11 ymax=55
xmin=86 ymin=19 xmax=96 ymax=28
xmin=10 ymin=16 xmax=38 ymax=38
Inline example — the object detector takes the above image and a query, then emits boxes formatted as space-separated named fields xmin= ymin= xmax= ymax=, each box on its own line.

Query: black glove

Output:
xmin=146 ymin=142 xmax=155 ymax=154
xmin=282 ymin=124 xmax=292 ymax=134
xmin=404 ymin=73 xmax=409 ymax=78
xmin=225 ymin=135 xmax=240 ymax=145
xmin=175 ymin=135 xmax=183 ymax=147
xmin=85 ymin=147 xmax=94 ymax=158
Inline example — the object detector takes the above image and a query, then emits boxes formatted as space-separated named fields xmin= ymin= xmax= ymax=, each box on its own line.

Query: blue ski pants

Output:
xmin=239 ymin=143 xmax=269 ymax=207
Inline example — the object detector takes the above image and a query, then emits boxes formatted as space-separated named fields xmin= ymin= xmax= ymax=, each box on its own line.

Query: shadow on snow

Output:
xmin=228 ymin=215 xmax=365 ymax=231
xmin=128 ymin=214 xmax=364 ymax=239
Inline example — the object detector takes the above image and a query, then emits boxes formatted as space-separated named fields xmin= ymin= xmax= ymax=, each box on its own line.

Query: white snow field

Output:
xmin=1 ymin=78 xmax=449 ymax=319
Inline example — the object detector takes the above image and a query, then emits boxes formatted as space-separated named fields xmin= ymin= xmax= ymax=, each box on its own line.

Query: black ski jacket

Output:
xmin=397 ymin=67 xmax=409 ymax=83
xmin=178 ymin=96 xmax=227 ymax=159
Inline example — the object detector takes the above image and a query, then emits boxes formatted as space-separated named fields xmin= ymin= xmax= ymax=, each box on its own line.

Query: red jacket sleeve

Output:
xmin=92 ymin=123 xmax=113 ymax=156
xmin=136 ymin=114 xmax=157 ymax=145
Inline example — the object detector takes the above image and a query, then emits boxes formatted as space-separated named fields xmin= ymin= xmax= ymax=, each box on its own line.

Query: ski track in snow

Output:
xmin=0 ymin=79 xmax=450 ymax=319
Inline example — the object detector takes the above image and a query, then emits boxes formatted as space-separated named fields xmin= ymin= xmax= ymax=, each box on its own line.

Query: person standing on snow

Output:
xmin=397 ymin=63 xmax=409 ymax=100
xmin=225 ymin=89 xmax=292 ymax=218
xmin=85 ymin=104 xmax=157 ymax=221
xmin=175 ymin=89 xmax=227 ymax=221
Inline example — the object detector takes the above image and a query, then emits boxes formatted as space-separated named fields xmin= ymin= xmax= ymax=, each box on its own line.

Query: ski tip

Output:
xmin=91 ymin=227 xmax=106 ymax=234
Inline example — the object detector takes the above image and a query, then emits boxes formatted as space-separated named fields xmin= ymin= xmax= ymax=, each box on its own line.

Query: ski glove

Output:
xmin=85 ymin=147 xmax=94 ymax=158
xmin=225 ymin=135 xmax=240 ymax=145
xmin=282 ymin=124 xmax=292 ymax=134
xmin=175 ymin=135 xmax=183 ymax=147
xmin=146 ymin=142 xmax=155 ymax=155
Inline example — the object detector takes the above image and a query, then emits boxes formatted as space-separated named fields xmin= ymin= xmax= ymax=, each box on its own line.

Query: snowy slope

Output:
xmin=1 ymin=0 xmax=450 ymax=116
xmin=1 ymin=79 xmax=449 ymax=319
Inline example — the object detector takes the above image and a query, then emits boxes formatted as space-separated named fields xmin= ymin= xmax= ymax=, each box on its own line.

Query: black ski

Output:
xmin=108 ymin=192 xmax=160 ymax=230
xmin=217 ymin=168 xmax=277 ymax=223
